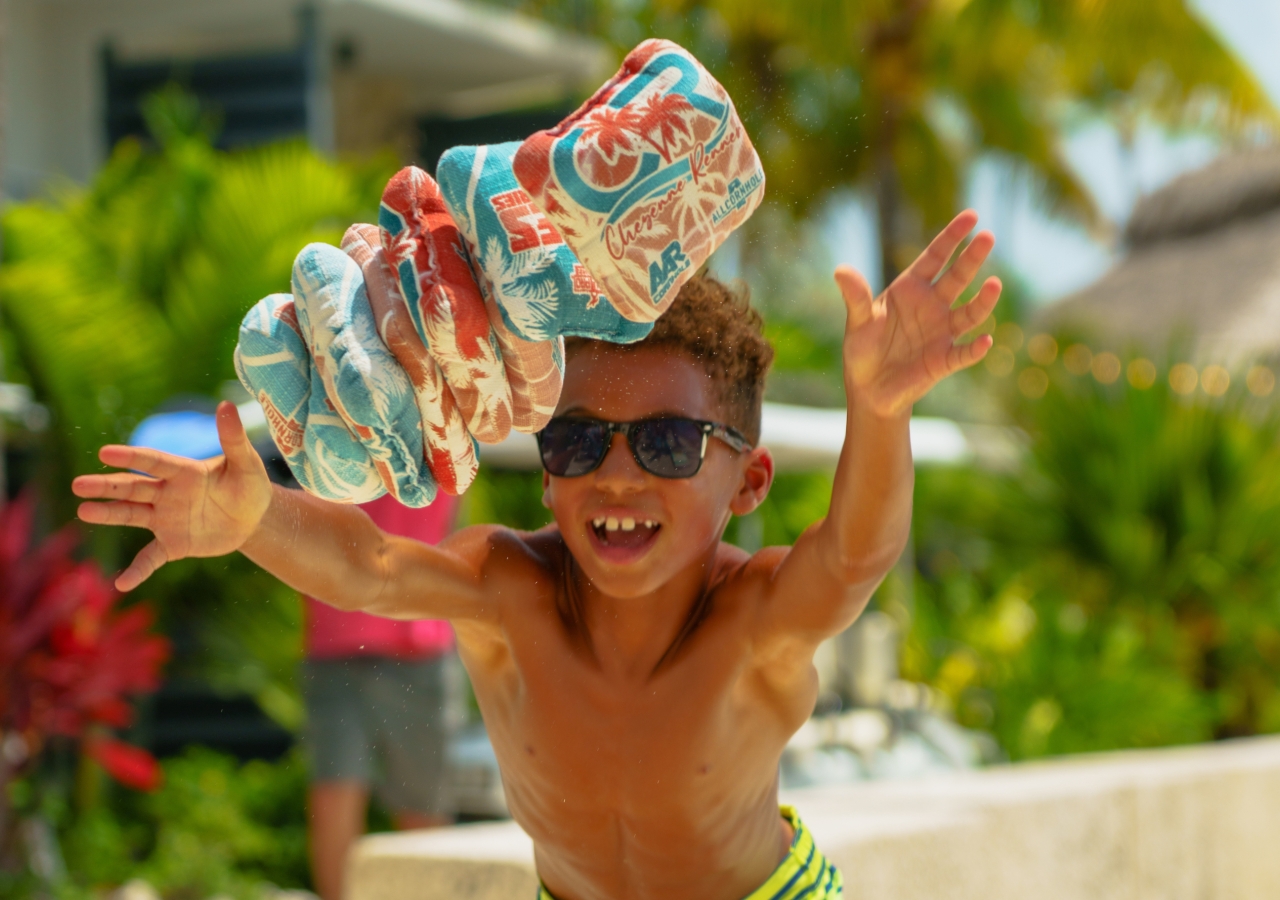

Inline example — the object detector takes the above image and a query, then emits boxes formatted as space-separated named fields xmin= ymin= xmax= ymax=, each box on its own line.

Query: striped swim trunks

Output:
xmin=537 ymin=805 xmax=842 ymax=899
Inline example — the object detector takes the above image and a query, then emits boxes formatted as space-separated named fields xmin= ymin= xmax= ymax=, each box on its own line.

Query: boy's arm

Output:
xmin=73 ymin=403 xmax=496 ymax=624
xmin=756 ymin=210 xmax=1001 ymax=645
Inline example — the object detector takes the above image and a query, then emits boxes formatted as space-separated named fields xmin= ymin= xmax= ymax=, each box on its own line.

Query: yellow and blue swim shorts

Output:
xmin=537 ymin=805 xmax=842 ymax=899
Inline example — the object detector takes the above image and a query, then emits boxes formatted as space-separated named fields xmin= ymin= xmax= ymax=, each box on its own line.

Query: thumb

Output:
xmin=215 ymin=401 xmax=259 ymax=471
xmin=834 ymin=265 xmax=875 ymax=330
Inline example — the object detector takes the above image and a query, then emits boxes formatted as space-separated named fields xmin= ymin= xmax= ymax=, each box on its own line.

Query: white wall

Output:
xmin=2 ymin=0 xmax=304 ymax=198
xmin=0 ymin=0 xmax=607 ymax=199
xmin=348 ymin=736 xmax=1280 ymax=900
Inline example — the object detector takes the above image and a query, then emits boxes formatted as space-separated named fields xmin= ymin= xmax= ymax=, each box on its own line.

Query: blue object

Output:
xmin=128 ymin=410 xmax=223 ymax=460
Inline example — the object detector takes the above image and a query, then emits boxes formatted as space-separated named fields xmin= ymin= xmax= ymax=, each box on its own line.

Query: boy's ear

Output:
xmin=541 ymin=470 xmax=552 ymax=509
xmin=729 ymin=447 xmax=774 ymax=517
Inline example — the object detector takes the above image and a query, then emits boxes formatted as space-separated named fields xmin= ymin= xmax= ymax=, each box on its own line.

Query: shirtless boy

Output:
xmin=73 ymin=210 xmax=1000 ymax=900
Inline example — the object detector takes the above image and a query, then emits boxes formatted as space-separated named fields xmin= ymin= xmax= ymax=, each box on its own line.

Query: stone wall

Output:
xmin=347 ymin=736 xmax=1280 ymax=900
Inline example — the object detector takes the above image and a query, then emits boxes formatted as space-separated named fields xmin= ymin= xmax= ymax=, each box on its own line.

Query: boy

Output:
xmin=74 ymin=211 xmax=1000 ymax=899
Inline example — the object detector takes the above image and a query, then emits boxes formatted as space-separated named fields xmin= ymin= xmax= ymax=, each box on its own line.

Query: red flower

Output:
xmin=1 ymin=492 xmax=170 ymax=788
xmin=84 ymin=735 xmax=163 ymax=792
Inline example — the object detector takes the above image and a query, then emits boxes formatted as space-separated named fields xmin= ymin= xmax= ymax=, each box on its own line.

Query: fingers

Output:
xmin=97 ymin=444 xmax=187 ymax=479
xmin=216 ymin=401 xmax=259 ymax=472
xmin=71 ymin=472 xmax=161 ymax=504
xmin=76 ymin=499 xmax=154 ymax=530
xmin=935 ymin=231 xmax=995 ymax=305
xmin=946 ymin=333 xmax=994 ymax=374
xmin=116 ymin=539 xmax=170 ymax=592
xmin=907 ymin=209 xmax=981 ymax=284
xmin=949 ymin=277 xmax=1003 ymax=337
xmin=834 ymin=265 xmax=876 ymax=329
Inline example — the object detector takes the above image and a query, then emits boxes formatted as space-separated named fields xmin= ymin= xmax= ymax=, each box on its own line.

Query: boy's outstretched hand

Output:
xmin=72 ymin=402 xmax=273 ymax=592
xmin=838 ymin=209 xmax=1001 ymax=418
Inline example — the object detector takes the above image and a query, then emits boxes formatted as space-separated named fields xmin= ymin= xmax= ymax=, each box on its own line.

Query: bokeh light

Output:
xmin=1018 ymin=367 xmax=1050 ymax=399
xmin=1027 ymin=334 xmax=1058 ymax=366
xmin=1127 ymin=358 xmax=1157 ymax=390
xmin=1201 ymin=365 xmax=1230 ymax=397
xmin=1091 ymin=352 xmax=1121 ymax=385
xmin=1247 ymin=365 xmax=1276 ymax=398
xmin=995 ymin=322 xmax=1025 ymax=352
xmin=1169 ymin=363 xmax=1199 ymax=395
xmin=1063 ymin=344 xmax=1093 ymax=376
xmin=985 ymin=346 xmax=1015 ymax=377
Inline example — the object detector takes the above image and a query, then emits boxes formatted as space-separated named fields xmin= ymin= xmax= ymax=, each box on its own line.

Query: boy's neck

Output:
xmin=569 ymin=540 xmax=721 ymax=680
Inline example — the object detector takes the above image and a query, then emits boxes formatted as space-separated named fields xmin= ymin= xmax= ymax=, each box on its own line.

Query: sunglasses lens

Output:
xmin=539 ymin=419 xmax=609 ymax=477
xmin=631 ymin=419 xmax=705 ymax=478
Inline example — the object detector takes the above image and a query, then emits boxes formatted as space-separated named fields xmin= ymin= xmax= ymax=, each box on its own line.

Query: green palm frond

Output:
xmin=0 ymin=114 xmax=391 ymax=490
xmin=166 ymin=140 xmax=385 ymax=392
xmin=0 ymin=235 xmax=173 ymax=475
xmin=515 ymin=0 xmax=1276 ymax=276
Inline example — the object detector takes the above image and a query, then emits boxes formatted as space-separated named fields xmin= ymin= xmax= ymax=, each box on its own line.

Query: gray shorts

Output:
xmin=301 ymin=656 xmax=454 ymax=816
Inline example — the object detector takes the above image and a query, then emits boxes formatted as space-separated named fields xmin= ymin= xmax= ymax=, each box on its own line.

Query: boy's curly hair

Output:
xmin=566 ymin=274 xmax=774 ymax=444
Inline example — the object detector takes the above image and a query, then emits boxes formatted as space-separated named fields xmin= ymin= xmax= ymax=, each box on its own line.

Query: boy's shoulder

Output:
xmin=438 ymin=523 xmax=578 ymax=600
xmin=438 ymin=523 xmax=796 ymax=633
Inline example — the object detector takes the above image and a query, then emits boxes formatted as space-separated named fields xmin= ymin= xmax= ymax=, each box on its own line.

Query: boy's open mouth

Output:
xmin=589 ymin=515 xmax=661 ymax=551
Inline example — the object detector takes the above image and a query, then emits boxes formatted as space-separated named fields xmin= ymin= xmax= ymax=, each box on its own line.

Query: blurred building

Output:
xmin=1038 ymin=148 xmax=1280 ymax=365
xmin=1 ymin=0 xmax=608 ymax=198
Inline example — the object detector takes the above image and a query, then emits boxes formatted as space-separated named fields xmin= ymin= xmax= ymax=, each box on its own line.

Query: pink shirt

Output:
xmin=304 ymin=492 xmax=459 ymax=660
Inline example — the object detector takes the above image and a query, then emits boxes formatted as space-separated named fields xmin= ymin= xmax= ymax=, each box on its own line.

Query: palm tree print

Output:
xmin=578 ymin=104 xmax=643 ymax=164
xmin=635 ymin=91 xmax=698 ymax=164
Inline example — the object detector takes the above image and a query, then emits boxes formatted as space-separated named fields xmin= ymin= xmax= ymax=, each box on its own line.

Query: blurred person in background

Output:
xmin=301 ymin=492 xmax=460 ymax=900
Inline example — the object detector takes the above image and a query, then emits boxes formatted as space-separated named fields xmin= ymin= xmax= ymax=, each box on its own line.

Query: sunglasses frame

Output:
xmin=536 ymin=416 xmax=754 ymax=479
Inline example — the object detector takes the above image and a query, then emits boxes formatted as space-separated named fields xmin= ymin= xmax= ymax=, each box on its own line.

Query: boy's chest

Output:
xmin=476 ymin=617 xmax=782 ymax=808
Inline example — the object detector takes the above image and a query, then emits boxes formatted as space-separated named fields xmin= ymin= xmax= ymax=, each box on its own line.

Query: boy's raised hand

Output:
xmin=72 ymin=402 xmax=273 ymax=592
xmin=837 ymin=210 xmax=1001 ymax=418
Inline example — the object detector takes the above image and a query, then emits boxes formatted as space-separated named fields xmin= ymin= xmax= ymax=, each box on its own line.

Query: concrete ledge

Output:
xmin=348 ymin=736 xmax=1280 ymax=900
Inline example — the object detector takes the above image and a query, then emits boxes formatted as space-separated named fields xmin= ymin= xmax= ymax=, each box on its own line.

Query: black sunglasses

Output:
xmin=537 ymin=416 xmax=753 ymax=479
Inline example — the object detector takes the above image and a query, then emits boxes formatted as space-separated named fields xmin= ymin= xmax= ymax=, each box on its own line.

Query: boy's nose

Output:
xmin=592 ymin=432 xmax=646 ymax=490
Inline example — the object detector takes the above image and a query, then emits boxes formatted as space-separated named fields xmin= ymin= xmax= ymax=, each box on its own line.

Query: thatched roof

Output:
xmin=1038 ymin=148 xmax=1280 ymax=364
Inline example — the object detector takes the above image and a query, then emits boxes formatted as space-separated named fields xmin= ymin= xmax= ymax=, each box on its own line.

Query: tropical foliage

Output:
xmin=906 ymin=350 xmax=1280 ymax=758
xmin=0 ymin=493 xmax=168 ymax=883
xmin=57 ymin=747 xmax=310 ymax=900
xmin=0 ymin=86 xmax=394 ymax=724
xmin=501 ymin=0 xmax=1274 ymax=279
xmin=1 ymin=745 xmax=310 ymax=899
xmin=0 ymin=91 xmax=396 ymax=895
xmin=0 ymin=88 xmax=392 ymax=505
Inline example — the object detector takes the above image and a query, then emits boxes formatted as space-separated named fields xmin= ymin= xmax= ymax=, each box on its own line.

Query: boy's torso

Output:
xmin=450 ymin=528 xmax=816 ymax=900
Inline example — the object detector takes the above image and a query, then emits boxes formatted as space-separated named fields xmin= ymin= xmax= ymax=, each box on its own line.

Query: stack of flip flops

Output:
xmin=235 ymin=39 xmax=766 ymax=506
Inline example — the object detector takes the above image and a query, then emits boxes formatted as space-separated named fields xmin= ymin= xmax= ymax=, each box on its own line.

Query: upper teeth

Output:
xmin=594 ymin=517 xmax=657 ymax=532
